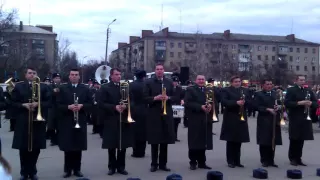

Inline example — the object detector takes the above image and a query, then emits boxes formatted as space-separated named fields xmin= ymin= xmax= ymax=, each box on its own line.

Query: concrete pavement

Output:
xmin=1 ymin=115 xmax=320 ymax=180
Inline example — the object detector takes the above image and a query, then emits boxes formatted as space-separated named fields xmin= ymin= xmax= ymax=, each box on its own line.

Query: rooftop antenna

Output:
xmin=160 ymin=4 xmax=163 ymax=31
xmin=28 ymin=3 xmax=31 ymax=25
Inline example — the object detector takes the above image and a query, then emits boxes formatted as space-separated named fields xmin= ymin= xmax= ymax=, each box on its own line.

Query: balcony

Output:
xmin=278 ymin=46 xmax=289 ymax=55
xmin=155 ymin=40 xmax=166 ymax=50
xmin=185 ymin=42 xmax=197 ymax=52
xmin=155 ymin=50 xmax=166 ymax=61
xmin=238 ymin=44 xmax=251 ymax=53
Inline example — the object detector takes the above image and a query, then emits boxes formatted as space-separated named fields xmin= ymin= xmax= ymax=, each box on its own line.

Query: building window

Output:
xmin=265 ymin=46 xmax=268 ymax=51
xmin=296 ymin=66 xmax=300 ymax=71
xmin=304 ymin=66 xmax=308 ymax=71
xmin=296 ymin=57 xmax=300 ymax=62
xmin=312 ymin=48 xmax=316 ymax=54
xmin=178 ymin=43 xmax=182 ymax=48
xmin=290 ymin=65 xmax=293 ymax=70
xmin=312 ymin=57 xmax=315 ymax=63
xmin=272 ymin=47 xmax=276 ymax=51
xmin=290 ymin=47 xmax=293 ymax=52
xmin=304 ymin=57 xmax=307 ymax=61
xmin=265 ymin=55 xmax=268 ymax=60
xmin=272 ymin=56 xmax=275 ymax=61
xmin=258 ymin=46 xmax=261 ymax=51
xmin=312 ymin=66 xmax=315 ymax=71
xmin=290 ymin=56 xmax=293 ymax=61
xmin=304 ymin=48 xmax=308 ymax=53
xmin=232 ymin=45 xmax=236 ymax=50
xmin=170 ymin=52 xmax=174 ymax=57
xmin=205 ymin=44 xmax=209 ymax=48
xmin=178 ymin=52 xmax=182 ymax=58
xmin=170 ymin=42 xmax=174 ymax=48
xmin=155 ymin=41 xmax=166 ymax=47
xmin=258 ymin=55 xmax=261 ymax=60
xmin=296 ymin=48 xmax=300 ymax=53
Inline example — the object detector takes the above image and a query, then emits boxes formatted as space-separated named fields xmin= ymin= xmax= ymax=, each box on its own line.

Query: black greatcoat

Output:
xmin=0 ymin=88 xmax=6 ymax=128
xmin=47 ymin=84 xmax=60 ymax=130
xmin=254 ymin=91 xmax=282 ymax=145
xmin=99 ymin=82 xmax=134 ymax=149
xmin=129 ymin=79 xmax=147 ymax=141
xmin=220 ymin=86 xmax=250 ymax=143
xmin=56 ymin=83 xmax=92 ymax=151
xmin=143 ymin=77 xmax=176 ymax=144
xmin=11 ymin=81 xmax=50 ymax=150
xmin=4 ymin=88 xmax=14 ymax=121
xmin=284 ymin=85 xmax=316 ymax=140
xmin=184 ymin=85 xmax=213 ymax=150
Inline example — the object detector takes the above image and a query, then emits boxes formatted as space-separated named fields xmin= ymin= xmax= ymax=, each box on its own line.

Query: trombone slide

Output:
xmin=162 ymin=84 xmax=167 ymax=115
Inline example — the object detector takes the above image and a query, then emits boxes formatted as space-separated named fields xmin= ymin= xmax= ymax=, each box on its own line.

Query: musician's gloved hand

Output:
xmin=205 ymin=104 xmax=212 ymax=112
xmin=162 ymin=95 xmax=169 ymax=101
xmin=237 ymin=100 xmax=245 ymax=106
xmin=266 ymin=108 xmax=276 ymax=115
xmin=75 ymin=104 xmax=83 ymax=111
xmin=201 ymin=105 xmax=208 ymax=112
xmin=31 ymin=102 xmax=38 ymax=108
xmin=305 ymin=101 xmax=312 ymax=106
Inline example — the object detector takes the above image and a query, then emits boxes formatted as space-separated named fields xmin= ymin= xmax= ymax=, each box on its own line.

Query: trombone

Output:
xmin=28 ymin=76 xmax=45 ymax=152
xmin=161 ymin=83 xmax=167 ymax=115
xmin=73 ymin=93 xmax=80 ymax=128
xmin=239 ymin=89 xmax=245 ymax=121
xmin=205 ymin=83 xmax=218 ymax=121
xmin=119 ymin=81 xmax=135 ymax=150
xmin=305 ymin=91 xmax=312 ymax=120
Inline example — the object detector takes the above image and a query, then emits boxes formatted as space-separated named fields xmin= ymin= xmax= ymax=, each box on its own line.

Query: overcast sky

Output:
xmin=4 ymin=0 xmax=320 ymax=63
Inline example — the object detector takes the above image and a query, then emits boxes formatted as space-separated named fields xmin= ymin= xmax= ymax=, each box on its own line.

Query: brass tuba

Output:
xmin=4 ymin=77 xmax=15 ymax=94
xmin=205 ymin=83 xmax=218 ymax=121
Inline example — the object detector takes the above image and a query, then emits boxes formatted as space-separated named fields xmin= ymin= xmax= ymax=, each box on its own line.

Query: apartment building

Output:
xmin=109 ymin=27 xmax=320 ymax=83
xmin=0 ymin=21 xmax=57 ymax=70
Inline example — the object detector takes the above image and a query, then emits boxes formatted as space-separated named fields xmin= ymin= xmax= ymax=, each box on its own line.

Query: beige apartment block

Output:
xmin=109 ymin=27 xmax=319 ymax=83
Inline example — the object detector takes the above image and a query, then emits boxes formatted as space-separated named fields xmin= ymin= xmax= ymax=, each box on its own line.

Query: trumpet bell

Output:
xmin=212 ymin=115 xmax=218 ymax=122
xmin=306 ymin=116 xmax=312 ymax=120
xmin=240 ymin=116 xmax=245 ymax=121
xmin=127 ymin=117 xmax=135 ymax=123
xmin=75 ymin=124 xmax=81 ymax=128
xmin=280 ymin=118 xmax=286 ymax=126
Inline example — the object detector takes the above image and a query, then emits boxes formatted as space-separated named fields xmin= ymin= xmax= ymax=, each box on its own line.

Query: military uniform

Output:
xmin=4 ymin=78 xmax=19 ymax=131
xmin=171 ymin=76 xmax=183 ymax=141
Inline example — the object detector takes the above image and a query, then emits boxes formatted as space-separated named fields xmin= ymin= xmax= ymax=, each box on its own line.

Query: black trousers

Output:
xmin=10 ymin=118 xmax=16 ymax=131
xmin=226 ymin=141 xmax=242 ymax=165
xmin=132 ymin=140 xmax=146 ymax=157
xmin=151 ymin=144 xmax=168 ymax=167
xmin=183 ymin=117 xmax=188 ymax=127
xmin=174 ymin=118 xmax=180 ymax=139
xmin=259 ymin=145 xmax=275 ymax=164
xmin=188 ymin=149 xmax=206 ymax=166
xmin=288 ymin=139 xmax=304 ymax=162
xmin=108 ymin=148 xmax=126 ymax=170
xmin=47 ymin=129 xmax=57 ymax=144
xmin=64 ymin=151 xmax=82 ymax=173
xmin=19 ymin=149 xmax=40 ymax=177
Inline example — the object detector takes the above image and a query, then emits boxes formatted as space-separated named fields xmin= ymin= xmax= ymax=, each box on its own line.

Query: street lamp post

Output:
xmin=81 ymin=56 xmax=88 ymax=83
xmin=105 ymin=19 xmax=117 ymax=65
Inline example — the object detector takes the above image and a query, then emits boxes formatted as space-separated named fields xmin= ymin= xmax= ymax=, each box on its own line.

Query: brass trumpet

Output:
xmin=73 ymin=93 xmax=80 ymax=128
xmin=279 ymin=90 xmax=286 ymax=126
xmin=28 ymin=76 xmax=45 ymax=152
xmin=239 ymin=89 xmax=245 ymax=121
xmin=205 ymin=83 xmax=218 ymax=121
xmin=305 ymin=90 xmax=312 ymax=121
xmin=161 ymin=83 xmax=167 ymax=115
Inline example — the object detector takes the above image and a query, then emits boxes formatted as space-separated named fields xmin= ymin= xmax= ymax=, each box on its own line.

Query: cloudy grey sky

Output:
xmin=4 ymin=0 xmax=320 ymax=63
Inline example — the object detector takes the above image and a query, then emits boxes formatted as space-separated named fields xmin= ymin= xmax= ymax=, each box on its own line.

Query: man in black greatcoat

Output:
xmin=11 ymin=67 xmax=50 ymax=180
xmin=4 ymin=77 xmax=19 ymax=131
xmin=248 ymin=85 xmax=256 ymax=117
xmin=0 ymin=86 xmax=6 ymax=153
xmin=130 ymin=70 xmax=147 ymax=158
xmin=97 ymin=79 xmax=108 ymax=138
xmin=99 ymin=68 xmax=134 ymax=176
xmin=91 ymin=80 xmax=100 ymax=134
xmin=171 ymin=76 xmax=183 ymax=141
xmin=220 ymin=75 xmax=251 ymax=168
xmin=144 ymin=63 xmax=176 ymax=172
xmin=254 ymin=78 xmax=282 ymax=167
xmin=182 ymin=80 xmax=194 ymax=128
xmin=56 ymin=68 xmax=92 ymax=178
xmin=184 ymin=75 xmax=213 ymax=170
xmin=47 ymin=73 xmax=61 ymax=146
xmin=284 ymin=75 xmax=316 ymax=166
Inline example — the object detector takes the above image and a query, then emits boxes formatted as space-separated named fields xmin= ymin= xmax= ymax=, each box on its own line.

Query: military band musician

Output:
xmin=171 ymin=76 xmax=183 ymax=142
xmin=4 ymin=78 xmax=19 ymax=132
xmin=254 ymin=78 xmax=282 ymax=167
xmin=11 ymin=67 xmax=50 ymax=180
xmin=56 ymin=68 xmax=92 ymax=178
xmin=184 ymin=75 xmax=213 ymax=170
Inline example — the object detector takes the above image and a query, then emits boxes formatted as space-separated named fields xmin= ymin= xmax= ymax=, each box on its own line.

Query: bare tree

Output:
xmin=55 ymin=34 xmax=71 ymax=72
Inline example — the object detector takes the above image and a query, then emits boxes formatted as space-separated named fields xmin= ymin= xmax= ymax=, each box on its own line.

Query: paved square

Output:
xmin=1 ymin=115 xmax=320 ymax=180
